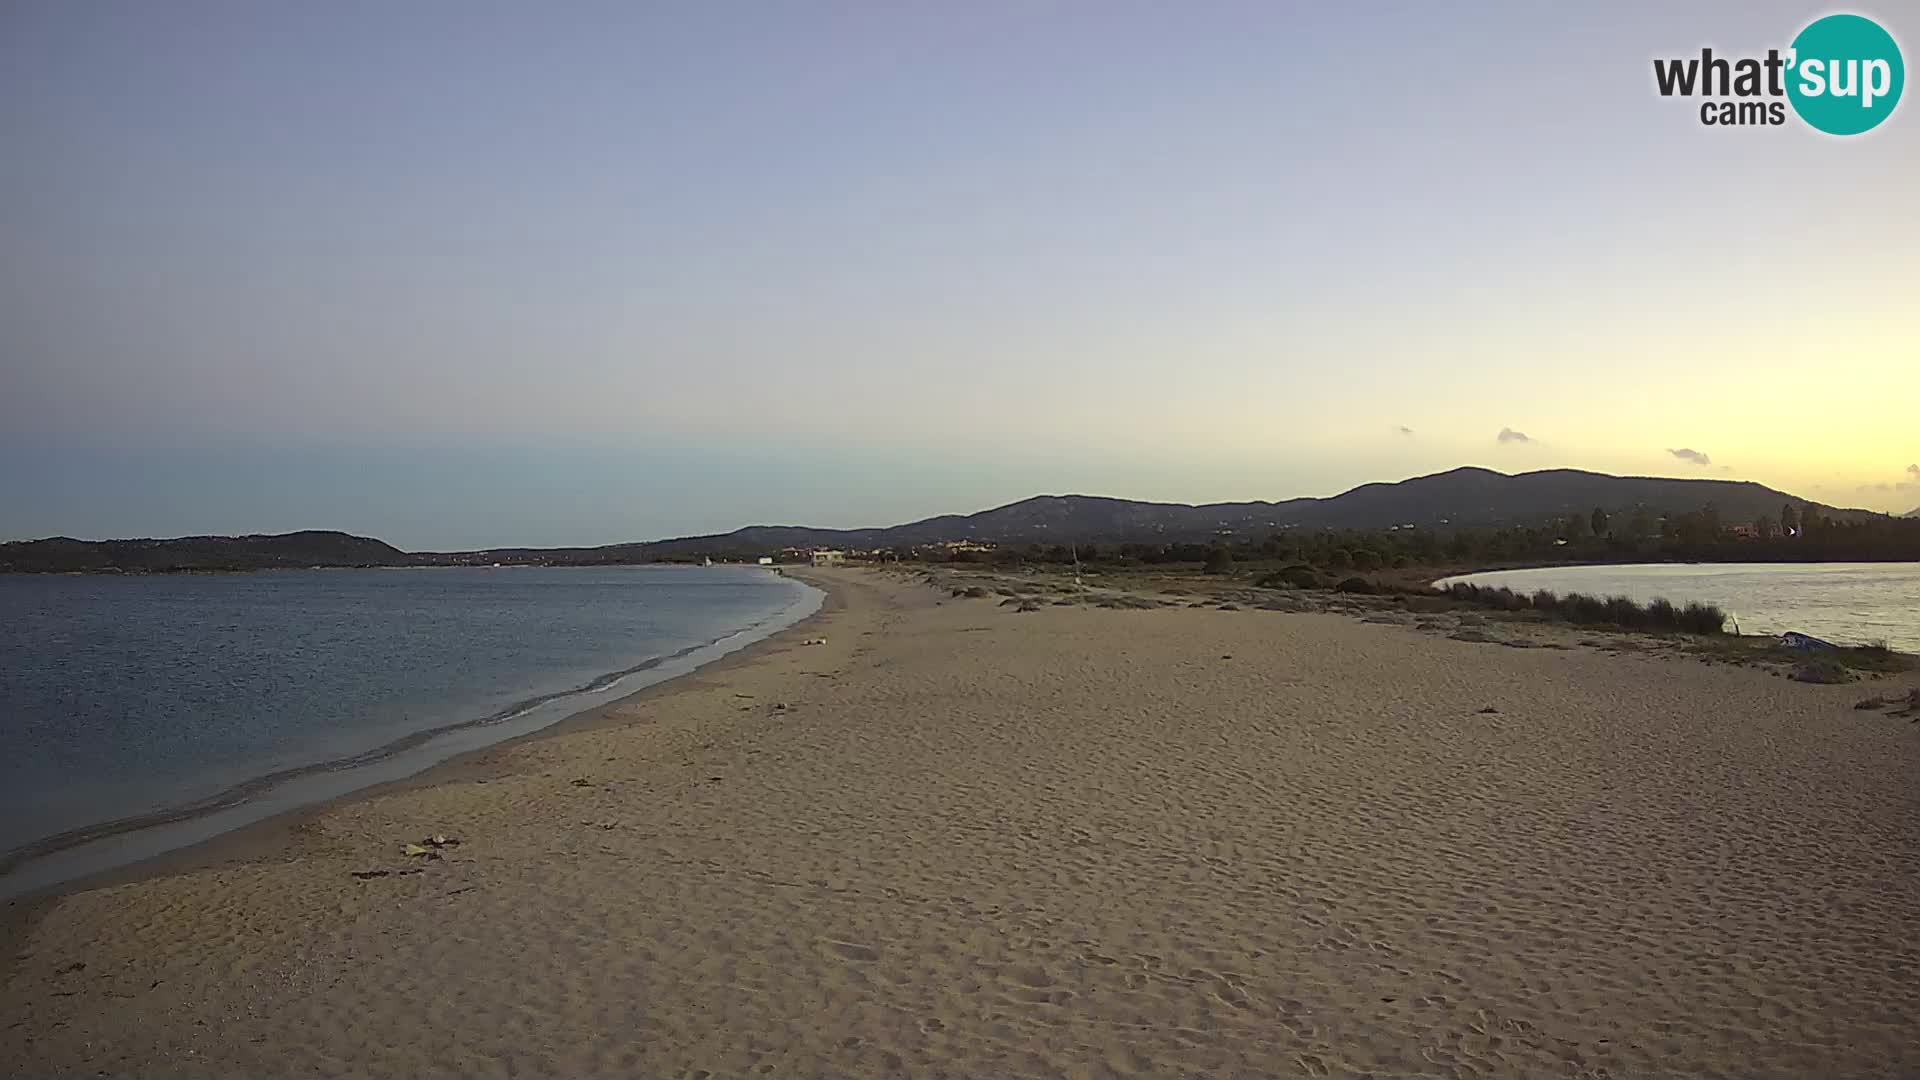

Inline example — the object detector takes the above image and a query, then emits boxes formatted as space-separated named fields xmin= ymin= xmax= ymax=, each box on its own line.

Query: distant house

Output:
xmin=757 ymin=556 xmax=774 ymax=566
xmin=1727 ymin=522 xmax=1760 ymax=539
xmin=810 ymin=549 xmax=846 ymax=566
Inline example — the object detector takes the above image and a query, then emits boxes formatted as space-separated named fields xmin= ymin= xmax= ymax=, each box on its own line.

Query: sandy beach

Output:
xmin=5 ymin=566 xmax=1918 ymax=1078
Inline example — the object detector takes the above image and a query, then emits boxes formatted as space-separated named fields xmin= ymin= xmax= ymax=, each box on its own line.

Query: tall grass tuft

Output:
xmin=1440 ymin=582 xmax=1726 ymax=635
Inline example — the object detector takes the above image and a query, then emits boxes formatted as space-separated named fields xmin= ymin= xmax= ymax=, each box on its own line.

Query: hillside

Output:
xmin=0 ymin=531 xmax=411 ymax=573
xmin=2 ymin=468 xmax=1882 ymax=571
xmin=626 ymin=467 xmax=1869 ymax=556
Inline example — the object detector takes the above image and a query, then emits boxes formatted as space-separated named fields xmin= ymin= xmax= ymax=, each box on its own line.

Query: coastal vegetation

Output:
xmin=1436 ymin=582 xmax=1728 ymax=635
xmin=928 ymin=502 xmax=1920 ymax=574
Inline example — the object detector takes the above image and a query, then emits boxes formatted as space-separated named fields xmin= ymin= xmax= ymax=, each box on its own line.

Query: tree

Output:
xmin=1564 ymin=513 xmax=1586 ymax=540
xmin=1326 ymin=548 xmax=1353 ymax=570
xmin=1202 ymin=545 xmax=1233 ymax=574
xmin=1756 ymin=514 xmax=1775 ymax=540
xmin=1800 ymin=503 xmax=1820 ymax=536
xmin=1590 ymin=507 xmax=1609 ymax=538
xmin=1780 ymin=503 xmax=1799 ymax=537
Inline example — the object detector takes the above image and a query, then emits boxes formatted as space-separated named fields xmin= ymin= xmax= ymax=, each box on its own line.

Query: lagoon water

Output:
xmin=0 ymin=565 xmax=819 ymax=892
xmin=1435 ymin=562 xmax=1920 ymax=652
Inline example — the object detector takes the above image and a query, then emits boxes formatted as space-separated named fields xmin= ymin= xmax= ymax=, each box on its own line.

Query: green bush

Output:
xmin=1335 ymin=576 xmax=1377 ymax=594
xmin=1603 ymin=595 xmax=1643 ymax=627
xmin=1678 ymin=602 xmax=1727 ymax=634
xmin=1562 ymin=592 xmax=1610 ymax=623
xmin=1645 ymin=597 xmax=1679 ymax=628
xmin=1256 ymin=564 xmax=1319 ymax=589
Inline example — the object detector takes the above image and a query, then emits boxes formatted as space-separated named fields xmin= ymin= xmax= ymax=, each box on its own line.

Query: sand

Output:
xmin=5 ymin=567 xmax=1918 ymax=1078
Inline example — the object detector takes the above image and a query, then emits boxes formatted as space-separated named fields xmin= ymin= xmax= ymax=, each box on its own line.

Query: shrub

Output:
xmin=1335 ymin=576 xmax=1377 ymax=594
xmin=1562 ymin=592 xmax=1610 ymax=624
xmin=1678 ymin=602 xmax=1727 ymax=634
xmin=1438 ymin=583 xmax=1725 ymax=635
xmin=1202 ymin=546 xmax=1233 ymax=574
xmin=1256 ymin=564 xmax=1319 ymax=589
xmin=1645 ymin=597 xmax=1678 ymax=628
xmin=963 ymin=586 xmax=990 ymax=598
xmin=1603 ymin=595 xmax=1643 ymax=628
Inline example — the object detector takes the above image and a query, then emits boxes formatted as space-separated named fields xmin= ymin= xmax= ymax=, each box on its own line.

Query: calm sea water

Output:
xmin=1435 ymin=563 xmax=1920 ymax=651
xmin=0 ymin=566 xmax=818 ymax=892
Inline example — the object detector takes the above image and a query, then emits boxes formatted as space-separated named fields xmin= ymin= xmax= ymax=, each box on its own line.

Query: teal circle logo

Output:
xmin=1787 ymin=14 xmax=1904 ymax=135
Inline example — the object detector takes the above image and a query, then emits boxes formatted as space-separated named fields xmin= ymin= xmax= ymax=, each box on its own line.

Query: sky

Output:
xmin=2 ymin=1 xmax=1916 ymax=548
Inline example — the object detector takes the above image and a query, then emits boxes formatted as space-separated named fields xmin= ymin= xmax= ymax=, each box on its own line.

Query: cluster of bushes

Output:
xmin=1440 ymin=582 xmax=1726 ymax=634
xmin=1253 ymin=564 xmax=1321 ymax=589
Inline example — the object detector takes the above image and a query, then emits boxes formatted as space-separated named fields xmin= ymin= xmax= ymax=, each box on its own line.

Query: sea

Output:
xmin=1434 ymin=562 xmax=1920 ymax=652
xmin=0 ymin=565 xmax=820 ymax=897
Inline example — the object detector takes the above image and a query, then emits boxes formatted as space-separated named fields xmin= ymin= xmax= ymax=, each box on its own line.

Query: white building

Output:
xmin=810 ymin=549 xmax=846 ymax=566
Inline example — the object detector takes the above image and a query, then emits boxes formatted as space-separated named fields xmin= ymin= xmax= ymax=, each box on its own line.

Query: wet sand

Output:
xmin=5 ymin=567 xmax=1917 ymax=1078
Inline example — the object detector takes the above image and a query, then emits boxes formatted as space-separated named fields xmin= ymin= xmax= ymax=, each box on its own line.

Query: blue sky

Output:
xmin=3 ymin=2 xmax=1916 ymax=547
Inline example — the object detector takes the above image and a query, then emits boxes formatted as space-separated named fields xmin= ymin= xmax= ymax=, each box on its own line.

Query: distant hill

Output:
xmin=0 ymin=531 xmax=409 ymax=573
xmin=2 ymin=468 xmax=1882 ymax=571
xmin=624 ymin=467 xmax=1872 ymax=556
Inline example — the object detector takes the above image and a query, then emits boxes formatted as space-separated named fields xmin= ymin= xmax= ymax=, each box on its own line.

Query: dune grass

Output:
xmin=1441 ymin=582 xmax=1727 ymax=635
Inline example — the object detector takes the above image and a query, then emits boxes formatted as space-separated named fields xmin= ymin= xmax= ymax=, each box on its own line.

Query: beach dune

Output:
xmin=5 ymin=568 xmax=1917 ymax=1077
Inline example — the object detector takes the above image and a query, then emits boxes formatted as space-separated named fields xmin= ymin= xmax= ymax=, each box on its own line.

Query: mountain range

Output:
xmin=604 ymin=466 xmax=1871 ymax=557
xmin=0 ymin=467 xmax=1880 ymax=573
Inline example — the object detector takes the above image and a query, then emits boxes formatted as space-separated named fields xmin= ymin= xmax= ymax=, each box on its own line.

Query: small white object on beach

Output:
xmin=801 ymin=637 xmax=828 ymax=646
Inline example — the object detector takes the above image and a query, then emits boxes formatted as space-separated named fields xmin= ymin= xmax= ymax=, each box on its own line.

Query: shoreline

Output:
xmin=7 ymin=566 xmax=1916 ymax=1077
xmin=0 ymin=570 xmax=837 ymax=907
